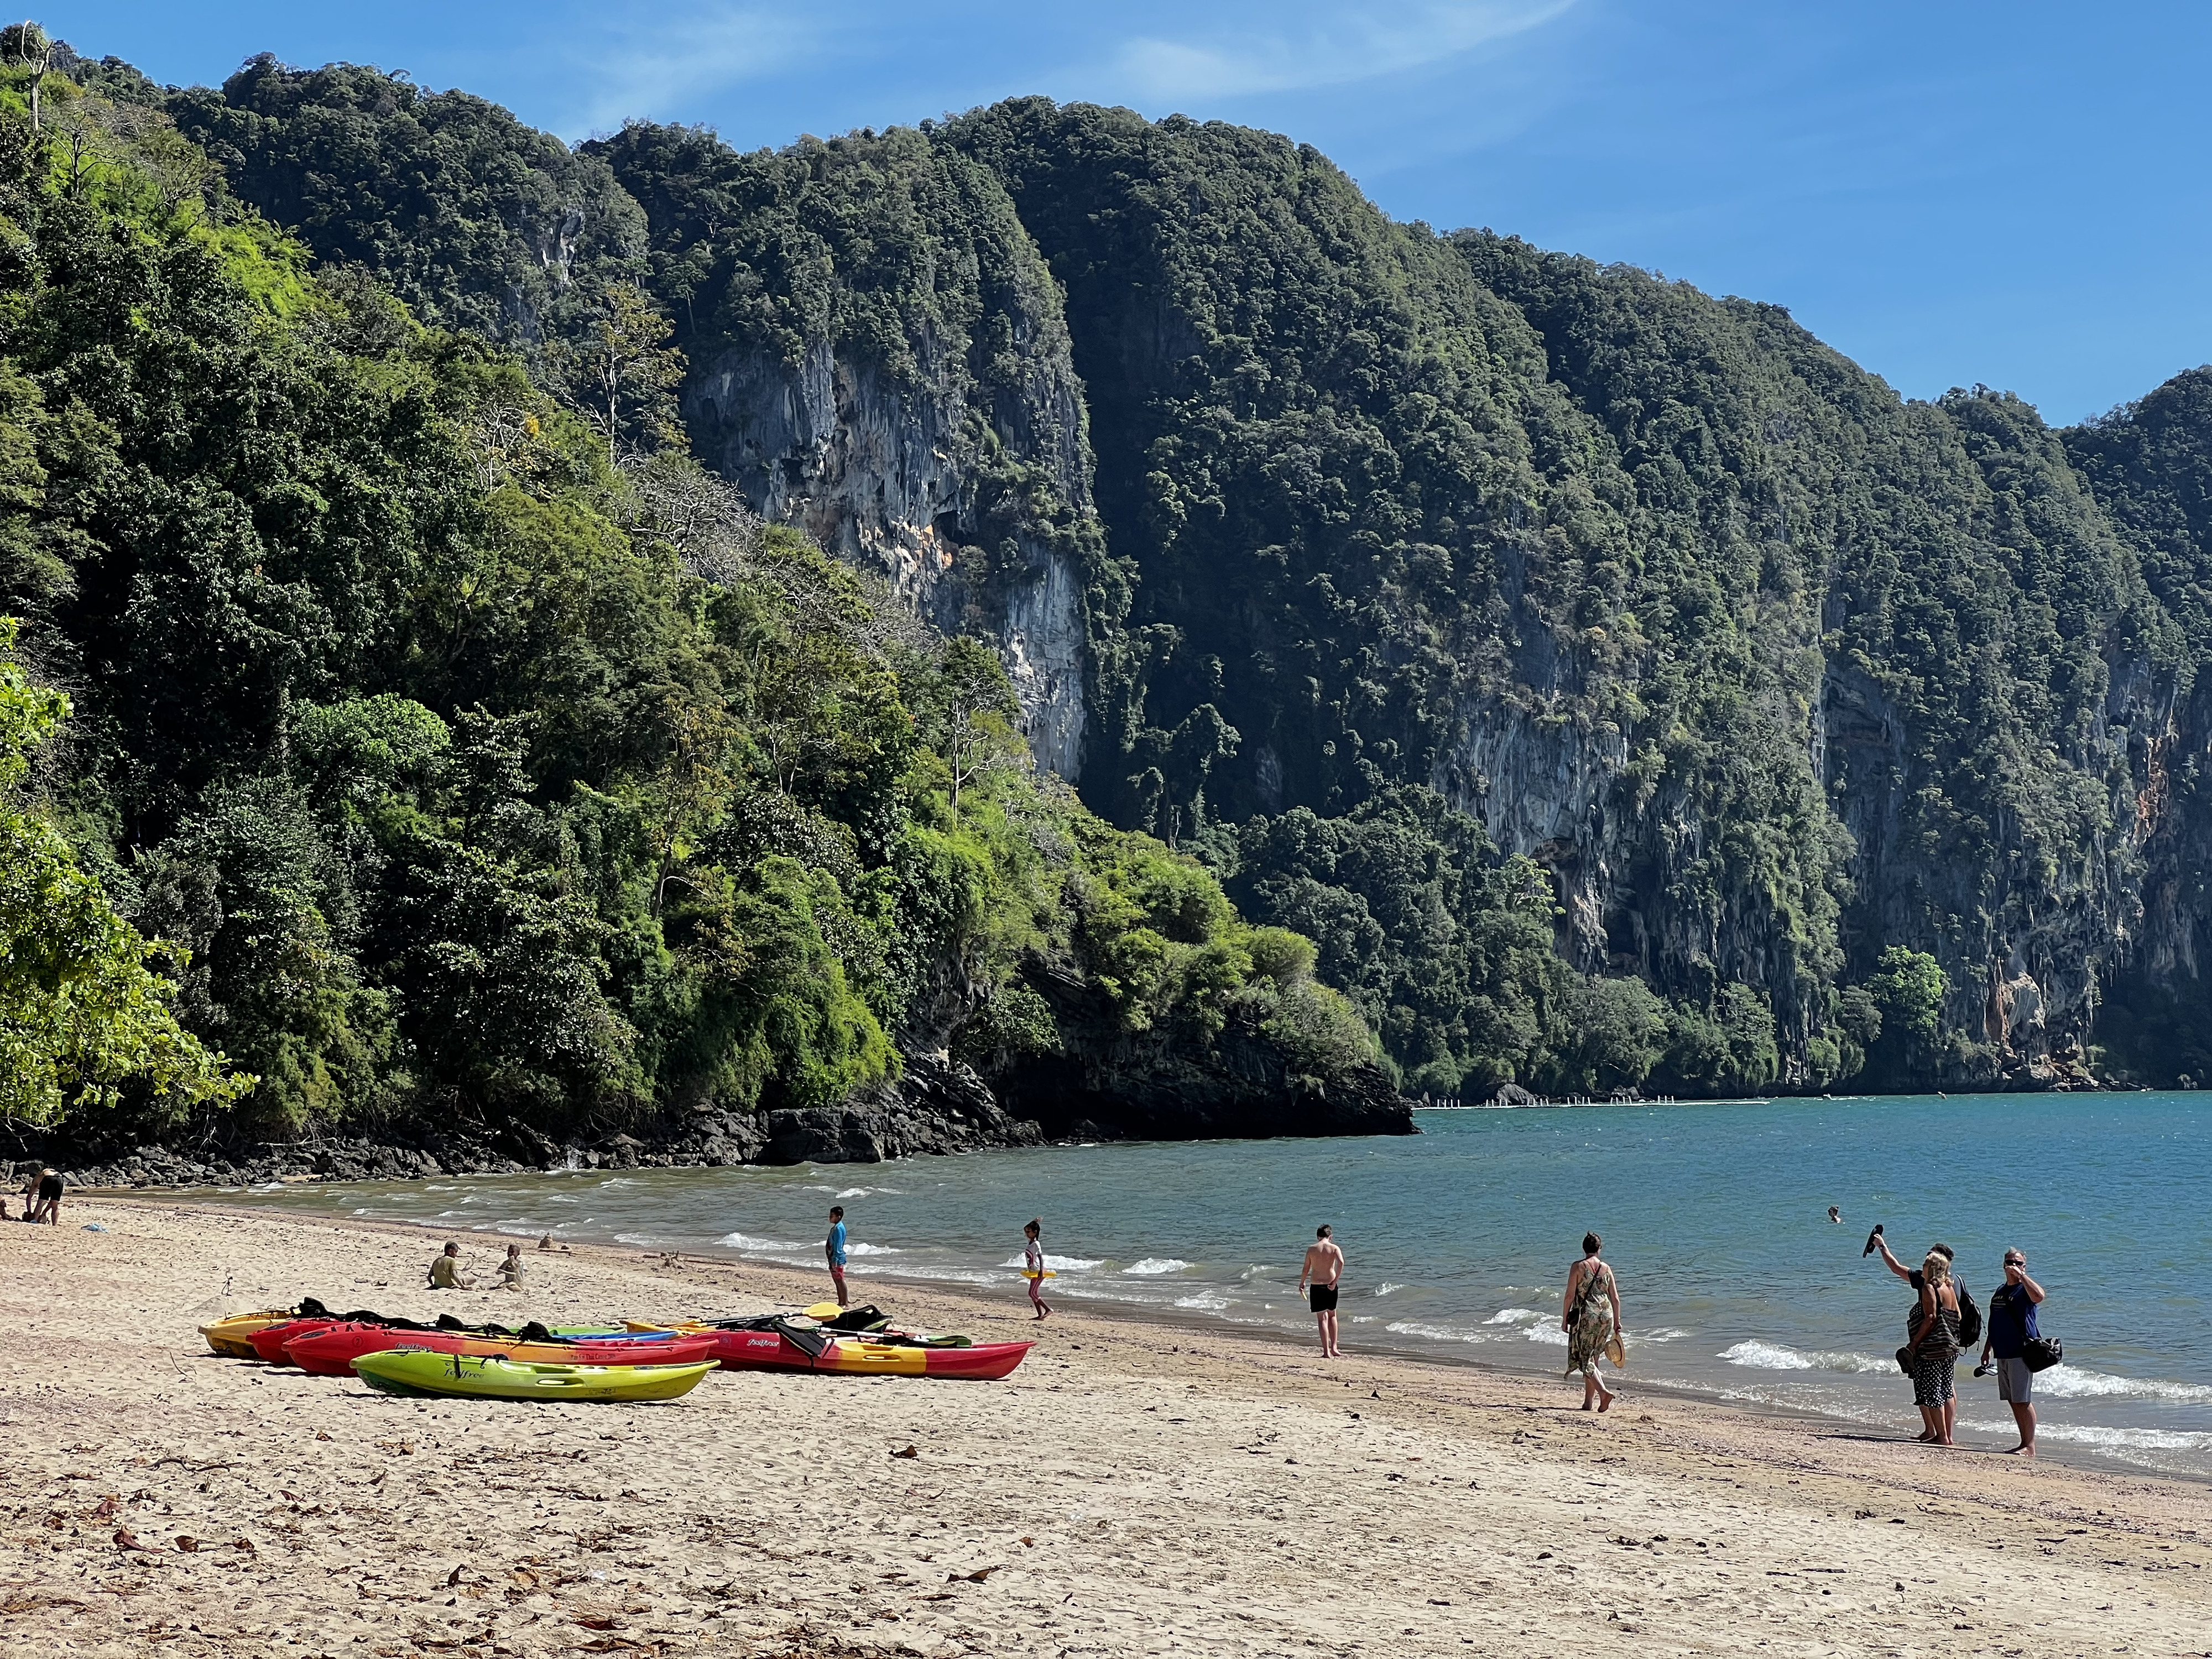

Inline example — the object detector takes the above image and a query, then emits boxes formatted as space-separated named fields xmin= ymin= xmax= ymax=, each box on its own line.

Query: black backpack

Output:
xmin=1954 ymin=1284 xmax=1982 ymax=1350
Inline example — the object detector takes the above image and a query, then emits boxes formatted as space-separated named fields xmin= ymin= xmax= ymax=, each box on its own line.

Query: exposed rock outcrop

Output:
xmin=686 ymin=337 xmax=1094 ymax=778
xmin=17 ymin=1047 xmax=1413 ymax=1191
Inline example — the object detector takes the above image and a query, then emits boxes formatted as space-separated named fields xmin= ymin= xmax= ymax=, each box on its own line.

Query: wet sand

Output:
xmin=2 ymin=1196 xmax=2206 ymax=1657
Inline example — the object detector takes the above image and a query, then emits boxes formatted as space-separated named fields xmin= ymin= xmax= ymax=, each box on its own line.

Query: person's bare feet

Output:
xmin=1597 ymin=1392 xmax=1614 ymax=1413
xmin=2004 ymin=1443 xmax=2036 ymax=1457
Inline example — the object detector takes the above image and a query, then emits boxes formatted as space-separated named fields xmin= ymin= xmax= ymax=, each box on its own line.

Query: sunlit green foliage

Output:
xmin=36 ymin=42 xmax=2212 ymax=1098
xmin=0 ymin=68 xmax=1376 ymax=1140
xmin=0 ymin=619 xmax=251 ymax=1123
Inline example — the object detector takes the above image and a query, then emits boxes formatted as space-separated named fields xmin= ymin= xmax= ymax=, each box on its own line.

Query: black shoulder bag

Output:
xmin=2012 ymin=1286 xmax=2063 ymax=1371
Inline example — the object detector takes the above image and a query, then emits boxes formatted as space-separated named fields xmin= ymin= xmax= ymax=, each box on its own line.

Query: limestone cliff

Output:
xmin=683 ymin=331 xmax=1094 ymax=778
xmin=161 ymin=60 xmax=2212 ymax=1093
xmin=590 ymin=122 xmax=1118 ymax=782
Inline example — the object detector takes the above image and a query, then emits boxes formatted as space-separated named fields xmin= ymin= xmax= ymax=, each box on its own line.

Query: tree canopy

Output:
xmin=0 ymin=53 xmax=1383 ymax=1150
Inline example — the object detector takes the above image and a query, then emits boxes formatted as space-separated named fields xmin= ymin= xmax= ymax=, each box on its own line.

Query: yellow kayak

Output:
xmin=200 ymin=1310 xmax=299 ymax=1359
xmin=351 ymin=1347 xmax=716 ymax=1401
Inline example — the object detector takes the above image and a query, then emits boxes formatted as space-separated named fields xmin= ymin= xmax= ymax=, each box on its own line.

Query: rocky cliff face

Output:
xmin=684 ymin=331 xmax=1094 ymax=778
xmin=17 ymin=1048 xmax=1412 ymax=1190
xmin=166 ymin=63 xmax=2212 ymax=1092
xmin=589 ymin=123 xmax=1118 ymax=785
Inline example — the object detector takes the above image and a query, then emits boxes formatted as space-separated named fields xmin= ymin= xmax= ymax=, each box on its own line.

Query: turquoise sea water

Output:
xmin=210 ymin=1092 xmax=2212 ymax=1477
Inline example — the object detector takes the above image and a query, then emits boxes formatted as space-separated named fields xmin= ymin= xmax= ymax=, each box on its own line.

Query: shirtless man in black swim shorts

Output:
xmin=1299 ymin=1225 xmax=1344 ymax=1358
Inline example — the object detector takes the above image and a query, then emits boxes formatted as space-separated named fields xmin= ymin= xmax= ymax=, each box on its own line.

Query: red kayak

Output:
xmin=250 ymin=1317 xmax=344 ymax=1363
xmin=285 ymin=1324 xmax=716 ymax=1377
xmin=675 ymin=1322 xmax=1032 ymax=1380
xmin=249 ymin=1316 xmax=629 ymax=1367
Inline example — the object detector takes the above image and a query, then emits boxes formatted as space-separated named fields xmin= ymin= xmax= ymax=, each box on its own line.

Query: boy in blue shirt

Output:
xmin=825 ymin=1206 xmax=849 ymax=1306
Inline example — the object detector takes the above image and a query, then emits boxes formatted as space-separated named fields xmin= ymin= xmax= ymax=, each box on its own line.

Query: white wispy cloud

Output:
xmin=550 ymin=3 xmax=831 ymax=136
xmin=1107 ymin=0 xmax=1578 ymax=103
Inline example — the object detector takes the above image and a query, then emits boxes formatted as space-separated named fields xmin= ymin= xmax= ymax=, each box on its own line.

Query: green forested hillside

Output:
xmin=0 ymin=44 xmax=1388 ymax=1161
xmin=12 ymin=28 xmax=2212 ymax=1126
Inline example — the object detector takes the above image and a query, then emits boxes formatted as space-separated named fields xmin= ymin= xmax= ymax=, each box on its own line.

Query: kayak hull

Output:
xmin=351 ymin=1349 xmax=714 ymax=1402
xmin=200 ymin=1311 xmax=296 ymax=1358
xmin=286 ymin=1325 xmax=716 ymax=1376
xmin=248 ymin=1319 xmax=625 ymax=1368
xmin=249 ymin=1317 xmax=343 ymax=1363
xmin=699 ymin=1327 xmax=1034 ymax=1379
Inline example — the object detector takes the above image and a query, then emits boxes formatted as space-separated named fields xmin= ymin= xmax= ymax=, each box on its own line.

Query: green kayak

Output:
xmin=351 ymin=1347 xmax=716 ymax=1401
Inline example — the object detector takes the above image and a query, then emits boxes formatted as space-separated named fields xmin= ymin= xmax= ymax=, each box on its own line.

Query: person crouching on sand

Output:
xmin=497 ymin=1243 xmax=526 ymax=1292
xmin=1022 ymin=1219 xmax=1052 ymax=1320
xmin=1563 ymin=1231 xmax=1623 ymax=1411
xmin=1300 ymin=1225 xmax=1344 ymax=1357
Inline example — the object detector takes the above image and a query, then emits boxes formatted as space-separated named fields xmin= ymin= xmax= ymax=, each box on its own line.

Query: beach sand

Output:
xmin=3 ymin=1199 xmax=2206 ymax=1657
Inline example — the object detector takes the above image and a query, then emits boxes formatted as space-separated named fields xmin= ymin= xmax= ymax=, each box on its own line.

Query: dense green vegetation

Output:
xmin=0 ymin=47 xmax=1381 ymax=1147
xmin=0 ymin=621 xmax=245 ymax=1123
xmin=585 ymin=118 xmax=1126 ymax=695
xmin=166 ymin=55 xmax=647 ymax=354
xmin=13 ymin=27 xmax=2212 ymax=1107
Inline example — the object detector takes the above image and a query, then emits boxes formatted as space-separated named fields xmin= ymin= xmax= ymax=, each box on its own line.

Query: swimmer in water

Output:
xmin=1828 ymin=1206 xmax=1842 ymax=1223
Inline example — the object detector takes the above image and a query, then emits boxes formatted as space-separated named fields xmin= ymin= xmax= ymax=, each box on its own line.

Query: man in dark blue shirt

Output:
xmin=1978 ymin=1248 xmax=2047 ymax=1456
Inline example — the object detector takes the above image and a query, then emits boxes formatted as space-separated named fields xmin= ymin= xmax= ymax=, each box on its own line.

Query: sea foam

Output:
xmin=716 ymin=1231 xmax=807 ymax=1252
xmin=2033 ymin=1365 xmax=2212 ymax=1404
xmin=1385 ymin=1319 xmax=1490 ymax=1344
xmin=1719 ymin=1339 xmax=1893 ymax=1373
xmin=1123 ymin=1258 xmax=1190 ymax=1276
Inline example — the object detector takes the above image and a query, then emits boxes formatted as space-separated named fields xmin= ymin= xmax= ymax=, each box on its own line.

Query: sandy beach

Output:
xmin=3 ymin=1198 xmax=2206 ymax=1658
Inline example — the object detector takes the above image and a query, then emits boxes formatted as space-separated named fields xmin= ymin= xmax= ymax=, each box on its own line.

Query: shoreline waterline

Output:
xmin=140 ymin=1087 xmax=2212 ymax=1486
xmin=13 ymin=1194 xmax=2210 ymax=1657
xmin=102 ymin=1190 xmax=2212 ymax=1494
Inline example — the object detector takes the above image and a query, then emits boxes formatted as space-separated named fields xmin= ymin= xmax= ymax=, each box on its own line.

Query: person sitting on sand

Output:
xmin=825 ymin=1206 xmax=849 ymax=1306
xmin=497 ymin=1244 xmax=526 ymax=1292
xmin=1562 ymin=1230 xmax=1623 ymax=1412
xmin=1298 ymin=1225 xmax=1344 ymax=1358
xmin=1021 ymin=1219 xmax=1052 ymax=1321
xmin=427 ymin=1242 xmax=475 ymax=1290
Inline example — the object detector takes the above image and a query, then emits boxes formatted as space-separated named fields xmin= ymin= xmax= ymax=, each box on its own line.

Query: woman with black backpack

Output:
xmin=1906 ymin=1252 xmax=1964 ymax=1443
xmin=1870 ymin=1234 xmax=1979 ymax=1446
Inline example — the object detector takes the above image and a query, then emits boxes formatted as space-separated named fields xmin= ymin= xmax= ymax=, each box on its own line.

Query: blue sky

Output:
xmin=53 ymin=1 xmax=2212 ymax=422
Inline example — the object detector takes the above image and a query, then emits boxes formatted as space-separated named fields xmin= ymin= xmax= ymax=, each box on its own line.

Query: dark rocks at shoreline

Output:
xmin=1997 ymin=1039 xmax=2112 ymax=1093
xmin=13 ymin=1053 xmax=1415 ymax=1193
